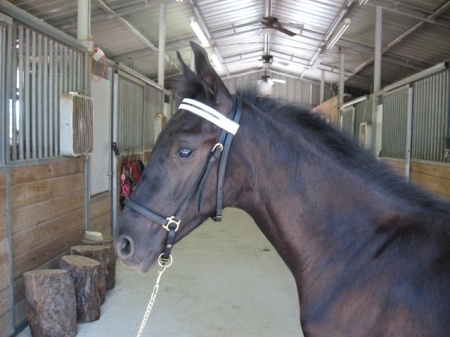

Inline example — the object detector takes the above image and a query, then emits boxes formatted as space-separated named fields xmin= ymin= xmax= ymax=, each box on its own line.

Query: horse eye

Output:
xmin=177 ymin=148 xmax=193 ymax=159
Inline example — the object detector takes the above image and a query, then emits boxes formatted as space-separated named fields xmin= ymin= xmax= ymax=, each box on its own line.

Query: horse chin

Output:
xmin=137 ymin=249 xmax=160 ymax=273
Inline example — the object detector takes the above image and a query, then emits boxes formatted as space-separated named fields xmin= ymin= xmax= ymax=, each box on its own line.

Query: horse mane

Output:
xmin=237 ymin=85 xmax=450 ymax=217
xmin=172 ymin=76 xmax=450 ymax=218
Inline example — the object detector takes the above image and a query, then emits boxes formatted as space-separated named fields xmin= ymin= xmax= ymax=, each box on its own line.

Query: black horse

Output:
xmin=114 ymin=42 xmax=450 ymax=336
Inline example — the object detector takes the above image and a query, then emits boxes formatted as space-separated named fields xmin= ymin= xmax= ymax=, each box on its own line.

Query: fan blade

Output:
xmin=273 ymin=60 xmax=289 ymax=67
xmin=271 ymin=78 xmax=286 ymax=84
xmin=252 ymin=28 xmax=263 ymax=37
xmin=275 ymin=25 xmax=296 ymax=37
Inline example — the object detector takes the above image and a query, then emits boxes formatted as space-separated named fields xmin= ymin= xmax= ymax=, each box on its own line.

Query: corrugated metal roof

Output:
xmin=6 ymin=0 xmax=450 ymax=94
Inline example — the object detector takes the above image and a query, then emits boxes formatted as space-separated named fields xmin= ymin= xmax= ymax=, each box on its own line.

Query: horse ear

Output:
xmin=176 ymin=51 xmax=197 ymax=83
xmin=190 ymin=41 xmax=230 ymax=105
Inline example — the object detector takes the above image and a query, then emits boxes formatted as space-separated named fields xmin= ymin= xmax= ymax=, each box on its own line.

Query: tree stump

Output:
xmin=24 ymin=269 xmax=77 ymax=337
xmin=59 ymin=255 xmax=101 ymax=323
xmin=70 ymin=245 xmax=109 ymax=304
xmin=81 ymin=233 xmax=117 ymax=290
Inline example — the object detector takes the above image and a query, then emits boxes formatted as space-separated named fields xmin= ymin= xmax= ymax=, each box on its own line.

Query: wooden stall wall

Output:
xmin=380 ymin=159 xmax=450 ymax=201
xmin=89 ymin=196 xmax=112 ymax=235
xmin=10 ymin=159 xmax=85 ymax=324
xmin=410 ymin=162 xmax=450 ymax=201
xmin=312 ymin=95 xmax=339 ymax=125
xmin=0 ymin=171 xmax=12 ymax=337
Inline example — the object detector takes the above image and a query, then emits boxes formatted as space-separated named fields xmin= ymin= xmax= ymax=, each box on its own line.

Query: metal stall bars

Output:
xmin=412 ymin=68 xmax=449 ymax=163
xmin=11 ymin=23 xmax=86 ymax=162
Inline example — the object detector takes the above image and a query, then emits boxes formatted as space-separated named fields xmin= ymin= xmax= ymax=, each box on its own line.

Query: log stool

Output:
xmin=59 ymin=255 xmax=101 ymax=323
xmin=81 ymin=232 xmax=117 ymax=290
xmin=24 ymin=269 xmax=77 ymax=337
xmin=71 ymin=245 xmax=109 ymax=304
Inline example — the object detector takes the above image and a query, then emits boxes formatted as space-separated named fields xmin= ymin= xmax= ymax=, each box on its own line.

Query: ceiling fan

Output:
xmin=261 ymin=70 xmax=286 ymax=85
xmin=254 ymin=16 xmax=297 ymax=37
xmin=259 ymin=54 xmax=289 ymax=68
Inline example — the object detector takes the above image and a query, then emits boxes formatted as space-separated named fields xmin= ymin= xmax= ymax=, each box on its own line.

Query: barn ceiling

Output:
xmin=7 ymin=0 xmax=450 ymax=95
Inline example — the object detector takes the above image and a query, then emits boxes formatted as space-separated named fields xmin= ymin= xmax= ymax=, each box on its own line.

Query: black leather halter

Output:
xmin=124 ymin=95 xmax=243 ymax=262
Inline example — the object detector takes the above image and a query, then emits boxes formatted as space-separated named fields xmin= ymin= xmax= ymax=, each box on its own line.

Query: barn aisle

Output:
xmin=18 ymin=208 xmax=302 ymax=337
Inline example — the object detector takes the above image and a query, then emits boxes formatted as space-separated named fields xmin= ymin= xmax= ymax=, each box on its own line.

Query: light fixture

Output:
xmin=190 ymin=16 xmax=210 ymax=47
xmin=359 ymin=0 xmax=369 ymax=5
xmin=326 ymin=18 xmax=351 ymax=50
xmin=261 ymin=27 xmax=276 ymax=35
xmin=310 ymin=53 xmax=324 ymax=71
xmin=210 ymin=53 xmax=223 ymax=71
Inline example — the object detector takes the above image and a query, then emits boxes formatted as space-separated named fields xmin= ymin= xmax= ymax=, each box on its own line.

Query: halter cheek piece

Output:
xmin=124 ymin=95 xmax=243 ymax=263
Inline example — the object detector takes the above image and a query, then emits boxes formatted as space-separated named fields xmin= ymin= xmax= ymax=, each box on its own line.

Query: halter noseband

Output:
xmin=124 ymin=95 xmax=243 ymax=262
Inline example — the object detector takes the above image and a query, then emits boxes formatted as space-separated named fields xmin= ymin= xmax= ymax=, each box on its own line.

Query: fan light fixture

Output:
xmin=190 ymin=17 xmax=210 ymax=47
xmin=261 ymin=27 xmax=276 ymax=35
xmin=326 ymin=18 xmax=351 ymax=50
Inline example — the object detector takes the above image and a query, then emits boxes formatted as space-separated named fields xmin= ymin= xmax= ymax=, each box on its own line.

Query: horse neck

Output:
xmin=226 ymin=104 xmax=419 ymax=299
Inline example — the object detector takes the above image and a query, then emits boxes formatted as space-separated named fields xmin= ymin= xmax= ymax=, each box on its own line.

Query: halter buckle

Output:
xmin=163 ymin=216 xmax=180 ymax=232
xmin=212 ymin=143 xmax=224 ymax=152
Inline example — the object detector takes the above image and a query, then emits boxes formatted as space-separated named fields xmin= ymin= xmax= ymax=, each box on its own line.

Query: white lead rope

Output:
xmin=136 ymin=255 xmax=173 ymax=337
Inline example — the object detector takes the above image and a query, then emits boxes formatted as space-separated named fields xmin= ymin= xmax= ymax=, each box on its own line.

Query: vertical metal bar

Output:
xmin=37 ymin=33 xmax=43 ymax=158
xmin=43 ymin=36 xmax=48 ymax=158
xmin=0 ymin=25 xmax=4 ymax=164
xmin=111 ymin=71 xmax=119 ymax=232
xmin=31 ymin=31 xmax=36 ymax=158
xmin=320 ymin=70 xmax=325 ymax=104
xmin=24 ymin=28 xmax=30 ymax=159
xmin=405 ymin=87 xmax=413 ymax=180
xmin=48 ymin=39 xmax=54 ymax=157
xmin=10 ymin=24 xmax=17 ymax=161
xmin=158 ymin=2 xmax=166 ymax=87
xmin=374 ymin=6 xmax=382 ymax=93
xmin=63 ymin=45 xmax=68 ymax=93
xmin=18 ymin=25 xmax=24 ymax=160
xmin=339 ymin=48 xmax=345 ymax=109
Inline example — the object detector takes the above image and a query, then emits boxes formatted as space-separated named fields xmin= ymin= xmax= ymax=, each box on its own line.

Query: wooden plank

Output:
xmin=0 ymin=213 xmax=6 ymax=240
xmin=10 ymin=158 xmax=84 ymax=185
xmin=0 ymin=172 xmax=5 ymax=187
xmin=0 ymin=310 xmax=12 ymax=337
xmin=11 ymin=190 xmax=84 ymax=234
xmin=0 ymin=237 xmax=7 ymax=265
xmin=14 ymin=298 xmax=27 ymax=330
xmin=410 ymin=171 xmax=450 ymax=199
xmin=89 ymin=196 xmax=110 ymax=219
xmin=89 ymin=214 xmax=111 ymax=235
xmin=0 ymin=287 xmax=10 ymax=317
xmin=13 ymin=226 xmax=84 ymax=281
xmin=11 ymin=173 xmax=84 ymax=209
xmin=0 ymin=263 xmax=9 ymax=291
xmin=411 ymin=162 xmax=450 ymax=180
xmin=13 ymin=208 xmax=84 ymax=257
xmin=0 ymin=187 xmax=6 ymax=213
xmin=14 ymin=250 xmax=69 ymax=304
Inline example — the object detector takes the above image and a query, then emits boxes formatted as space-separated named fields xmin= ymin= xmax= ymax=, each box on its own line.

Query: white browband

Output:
xmin=179 ymin=98 xmax=240 ymax=135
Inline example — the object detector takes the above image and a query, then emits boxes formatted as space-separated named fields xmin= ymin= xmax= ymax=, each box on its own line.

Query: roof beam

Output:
xmin=352 ymin=0 xmax=450 ymax=77
xmin=92 ymin=0 xmax=180 ymax=73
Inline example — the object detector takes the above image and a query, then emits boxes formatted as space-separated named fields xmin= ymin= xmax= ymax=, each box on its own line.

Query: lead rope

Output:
xmin=136 ymin=254 xmax=173 ymax=337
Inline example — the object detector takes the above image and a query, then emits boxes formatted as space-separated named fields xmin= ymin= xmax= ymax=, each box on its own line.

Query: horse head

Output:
xmin=114 ymin=42 xmax=237 ymax=272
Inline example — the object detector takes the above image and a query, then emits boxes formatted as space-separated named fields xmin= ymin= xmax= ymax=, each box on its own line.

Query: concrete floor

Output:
xmin=18 ymin=208 xmax=303 ymax=337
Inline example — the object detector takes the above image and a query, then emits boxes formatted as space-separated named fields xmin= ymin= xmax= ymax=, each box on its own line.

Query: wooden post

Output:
xmin=81 ymin=233 xmax=117 ymax=290
xmin=24 ymin=269 xmax=77 ymax=337
xmin=60 ymin=255 xmax=101 ymax=323
xmin=70 ymin=245 xmax=109 ymax=304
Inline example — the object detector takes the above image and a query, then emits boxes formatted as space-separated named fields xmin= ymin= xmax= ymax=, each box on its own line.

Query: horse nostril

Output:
xmin=118 ymin=236 xmax=134 ymax=258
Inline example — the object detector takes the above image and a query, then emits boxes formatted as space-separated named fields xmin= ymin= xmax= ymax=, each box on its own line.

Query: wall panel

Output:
xmin=89 ymin=196 xmax=112 ymax=235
